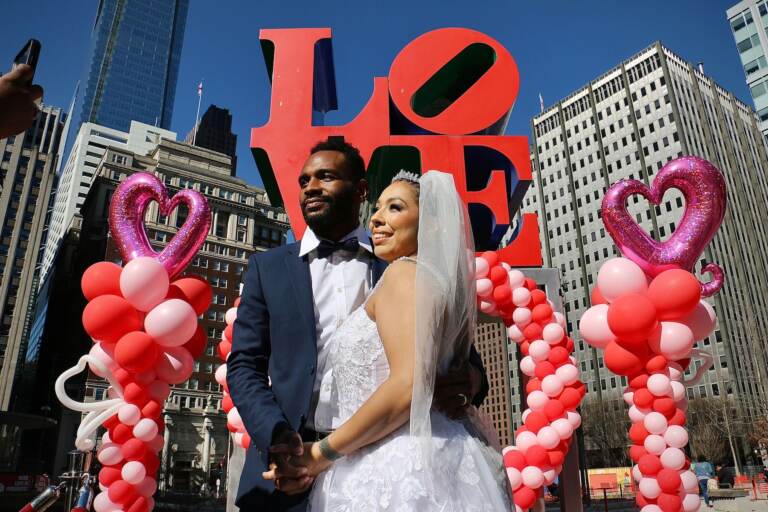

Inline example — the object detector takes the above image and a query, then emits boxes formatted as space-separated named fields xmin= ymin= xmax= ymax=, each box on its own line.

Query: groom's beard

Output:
xmin=302 ymin=186 xmax=359 ymax=237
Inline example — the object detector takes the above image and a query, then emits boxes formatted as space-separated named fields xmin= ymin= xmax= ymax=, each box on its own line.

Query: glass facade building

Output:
xmin=79 ymin=0 xmax=189 ymax=132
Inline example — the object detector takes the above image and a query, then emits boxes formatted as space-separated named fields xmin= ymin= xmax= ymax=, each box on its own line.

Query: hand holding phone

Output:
xmin=0 ymin=39 xmax=44 ymax=139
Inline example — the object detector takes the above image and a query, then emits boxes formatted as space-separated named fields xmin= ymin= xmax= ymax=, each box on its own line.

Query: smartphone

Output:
xmin=12 ymin=39 xmax=41 ymax=82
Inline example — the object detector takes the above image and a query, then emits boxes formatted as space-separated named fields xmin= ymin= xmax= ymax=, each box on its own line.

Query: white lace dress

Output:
xmin=307 ymin=303 xmax=513 ymax=511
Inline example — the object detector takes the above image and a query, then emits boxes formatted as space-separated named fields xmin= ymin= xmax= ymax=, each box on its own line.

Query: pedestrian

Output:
xmin=693 ymin=457 xmax=715 ymax=507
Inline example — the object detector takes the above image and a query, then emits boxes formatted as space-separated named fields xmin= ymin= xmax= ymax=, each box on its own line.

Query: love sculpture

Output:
xmin=250 ymin=27 xmax=542 ymax=266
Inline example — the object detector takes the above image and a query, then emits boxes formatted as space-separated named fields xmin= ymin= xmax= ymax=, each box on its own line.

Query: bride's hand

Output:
xmin=295 ymin=441 xmax=334 ymax=476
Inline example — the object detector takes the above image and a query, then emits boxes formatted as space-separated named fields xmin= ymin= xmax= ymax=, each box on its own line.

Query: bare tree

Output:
xmin=687 ymin=397 xmax=737 ymax=464
xmin=581 ymin=399 xmax=631 ymax=468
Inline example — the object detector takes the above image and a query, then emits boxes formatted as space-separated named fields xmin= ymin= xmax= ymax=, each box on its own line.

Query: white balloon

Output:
xmin=529 ymin=340 xmax=551 ymax=362
xmin=521 ymin=466 xmax=545 ymax=488
xmin=555 ymin=364 xmax=579 ymax=386
xmin=520 ymin=356 xmax=537 ymax=377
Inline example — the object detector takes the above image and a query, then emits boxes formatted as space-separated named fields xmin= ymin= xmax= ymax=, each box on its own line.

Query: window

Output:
xmin=111 ymin=153 xmax=127 ymax=165
xmin=238 ymin=214 xmax=248 ymax=226
xmin=215 ymin=211 xmax=230 ymax=238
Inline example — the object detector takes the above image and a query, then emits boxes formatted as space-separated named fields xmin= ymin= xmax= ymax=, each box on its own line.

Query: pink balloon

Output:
xmin=567 ymin=411 xmax=581 ymax=428
xmin=122 ymin=460 xmax=147 ymax=484
xmin=596 ymin=258 xmax=648 ymax=301
xmin=215 ymin=364 xmax=228 ymax=386
xmin=601 ymin=157 xmax=726 ymax=297
xmin=475 ymin=257 xmax=489 ymax=279
xmin=93 ymin=491 xmax=120 ymax=512
xmin=476 ymin=278 xmax=493 ymax=298
xmin=537 ymin=426 xmax=561 ymax=449
xmin=632 ymin=465 xmax=643 ymax=482
xmin=664 ymin=425 xmax=689 ymax=449
xmin=644 ymin=434 xmax=666 ymax=455
xmin=225 ymin=307 xmax=238 ymax=325
xmin=507 ymin=467 xmax=522 ymax=490
xmin=521 ymin=466 xmax=545 ymax=488
xmin=109 ymin=172 xmax=212 ymax=280
xmin=136 ymin=476 xmax=158 ymax=497
xmin=118 ymin=404 xmax=141 ymax=426
xmin=529 ymin=340 xmax=551 ymax=362
xmin=670 ymin=381 xmax=685 ymax=402
xmin=551 ymin=418 xmax=573 ymax=439
xmin=680 ymin=471 xmax=699 ymax=491
xmin=682 ymin=492 xmax=702 ymax=512
xmin=553 ymin=312 xmax=566 ymax=328
xmin=479 ymin=299 xmax=496 ymax=314
xmin=119 ymin=257 xmax=169 ymax=312
xmin=623 ymin=391 xmax=635 ymax=405
xmin=681 ymin=300 xmax=717 ymax=341
xmin=628 ymin=406 xmax=648 ymax=423
xmin=512 ymin=307 xmax=531 ymax=327
xmin=660 ymin=447 xmax=686 ymax=470
xmin=649 ymin=322 xmax=695 ymax=360
xmin=639 ymin=477 xmax=662 ymax=499
xmin=526 ymin=390 xmax=549 ymax=410
xmin=543 ymin=324 xmax=564 ymax=344
xmin=644 ymin=412 xmax=668 ymax=435
xmin=508 ymin=270 xmax=525 ymax=288
xmin=555 ymin=364 xmax=579 ymax=386
xmin=515 ymin=431 xmax=538 ymax=452
xmin=97 ymin=443 xmax=123 ymax=465
xmin=144 ymin=298 xmax=198 ymax=347
xmin=579 ymin=304 xmax=615 ymax=349
xmin=641 ymin=506 xmax=662 ymax=512
xmin=133 ymin=418 xmax=159 ymax=441
xmin=155 ymin=346 xmax=193 ymax=385
xmin=88 ymin=343 xmax=117 ymax=377
xmin=507 ymin=325 xmax=525 ymax=343
xmin=148 ymin=434 xmax=164 ymax=452
xmin=541 ymin=375 xmax=564 ymax=397
xmin=227 ymin=407 xmax=244 ymax=431
xmin=543 ymin=468 xmax=557 ymax=485
xmin=647 ymin=374 xmax=672 ymax=397
xmin=512 ymin=287 xmax=531 ymax=307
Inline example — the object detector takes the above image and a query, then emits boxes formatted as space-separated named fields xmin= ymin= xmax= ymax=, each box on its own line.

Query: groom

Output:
xmin=228 ymin=137 xmax=489 ymax=511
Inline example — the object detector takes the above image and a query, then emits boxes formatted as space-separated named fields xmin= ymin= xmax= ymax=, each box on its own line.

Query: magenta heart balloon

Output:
xmin=601 ymin=156 xmax=726 ymax=297
xmin=109 ymin=173 xmax=211 ymax=279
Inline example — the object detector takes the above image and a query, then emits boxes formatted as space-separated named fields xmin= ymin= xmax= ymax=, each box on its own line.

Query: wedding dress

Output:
xmin=307 ymin=270 xmax=512 ymax=511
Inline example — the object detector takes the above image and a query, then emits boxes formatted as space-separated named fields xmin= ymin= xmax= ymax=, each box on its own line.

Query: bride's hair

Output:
xmin=390 ymin=170 xmax=420 ymax=198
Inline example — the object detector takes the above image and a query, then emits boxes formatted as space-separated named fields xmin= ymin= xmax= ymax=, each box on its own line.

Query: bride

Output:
xmin=265 ymin=170 xmax=512 ymax=511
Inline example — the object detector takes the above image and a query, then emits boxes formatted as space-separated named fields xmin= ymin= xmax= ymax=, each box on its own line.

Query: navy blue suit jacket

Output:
xmin=227 ymin=241 xmax=489 ymax=511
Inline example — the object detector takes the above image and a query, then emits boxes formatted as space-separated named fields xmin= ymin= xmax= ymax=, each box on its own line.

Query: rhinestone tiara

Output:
xmin=391 ymin=170 xmax=421 ymax=184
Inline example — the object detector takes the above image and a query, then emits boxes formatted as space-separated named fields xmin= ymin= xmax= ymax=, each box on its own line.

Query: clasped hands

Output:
xmin=262 ymin=364 xmax=481 ymax=495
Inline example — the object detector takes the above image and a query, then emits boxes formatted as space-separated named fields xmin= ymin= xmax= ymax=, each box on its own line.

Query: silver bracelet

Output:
xmin=318 ymin=436 xmax=343 ymax=461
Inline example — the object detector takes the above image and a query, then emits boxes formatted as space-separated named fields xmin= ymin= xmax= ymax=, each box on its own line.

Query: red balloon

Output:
xmin=81 ymin=262 xmax=122 ymax=301
xmin=648 ymin=269 xmax=701 ymax=320
xmin=127 ymin=496 xmax=149 ymax=512
xmin=112 ymin=423 xmax=132 ymax=444
xmin=115 ymin=332 xmax=159 ymax=373
xmin=82 ymin=295 xmax=142 ymax=343
xmin=634 ymin=388 xmax=654 ymax=409
xmin=493 ymin=284 xmax=512 ymax=304
xmin=224 ymin=323 xmax=234 ymax=342
xmin=630 ymin=374 xmax=649 ymax=389
xmin=108 ymin=480 xmax=137 ymax=505
xmin=489 ymin=266 xmax=508 ymax=286
xmin=530 ymin=289 xmax=547 ymax=306
xmin=564 ymin=337 xmax=575 ymax=352
xmin=522 ymin=323 xmax=543 ymax=341
xmin=103 ymin=414 xmax=120 ymax=430
xmin=143 ymin=452 xmax=160 ymax=475
xmin=543 ymin=399 xmax=565 ymax=420
xmin=234 ymin=297 xmax=241 ymax=307
xmin=514 ymin=487 xmax=537 ymax=509
xmin=242 ymin=432 xmax=251 ymax=449
xmin=532 ymin=304 xmax=553 ymax=323
xmin=218 ymin=341 xmax=232 ymax=360
xmin=607 ymin=293 xmax=658 ymax=342
xmin=123 ymin=383 xmax=149 ymax=407
xmin=548 ymin=347 xmax=570 ymax=366
xmin=638 ymin=454 xmax=662 ymax=475
xmin=122 ymin=438 xmax=147 ymax=461
xmin=504 ymin=450 xmax=527 ymax=470
xmin=520 ymin=341 xmax=530 ymax=357
xmin=658 ymin=492 xmax=682 ymax=512
xmin=629 ymin=422 xmax=650 ymax=444
xmin=534 ymin=361 xmax=556 ymax=380
xmin=669 ymin=409 xmax=687 ymax=426
xmin=591 ymin=286 xmax=607 ymax=305
xmin=525 ymin=445 xmax=548 ymax=466
xmin=481 ymin=251 xmax=499 ymax=268
xmin=646 ymin=355 xmax=669 ymax=373
xmin=604 ymin=341 xmax=648 ymax=376
xmin=99 ymin=466 xmax=122 ymax=486
xmin=168 ymin=276 xmax=212 ymax=315
xmin=653 ymin=398 xmax=677 ymax=417
xmin=525 ymin=411 xmax=549 ymax=434
xmin=629 ymin=445 xmax=648 ymax=462
xmin=558 ymin=388 xmax=581 ymax=409
xmin=526 ymin=379 xmax=542 ymax=394
xmin=548 ymin=449 xmax=565 ymax=467
xmin=222 ymin=394 xmax=234 ymax=413
xmin=524 ymin=278 xmax=537 ymax=291
xmin=657 ymin=468 xmax=682 ymax=493
xmin=183 ymin=326 xmax=207 ymax=359
xmin=498 ymin=302 xmax=515 ymax=317
xmin=113 ymin=367 xmax=133 ymax=387
xmin=142 ymin=399 xmax=162 ymax=419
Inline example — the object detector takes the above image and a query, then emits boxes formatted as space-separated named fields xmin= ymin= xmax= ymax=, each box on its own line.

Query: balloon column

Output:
xmin=476 ymin=251 xmax=585 ymax=511
xmin=215 ymin=296 xmax=251 ymax=448
xmin=579 ymin=156 xmax=726 ymax=512
xmin=56 ymin=173 xmax=212 ymax=512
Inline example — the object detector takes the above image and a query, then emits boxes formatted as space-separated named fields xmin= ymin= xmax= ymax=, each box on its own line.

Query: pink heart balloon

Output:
xmin=601 ymin=156 xmax=726 ymax=297
xmin=109 ymin=173 xmax=211 ymax=279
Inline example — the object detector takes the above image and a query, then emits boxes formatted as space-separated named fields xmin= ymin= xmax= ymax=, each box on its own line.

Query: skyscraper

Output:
xmin=727 ymin=1 xmax=768 ymax=140
xmin=528 ymin=42 xmax=768 ymax=452
xmin=185 ymin=105 xmax=238 ymax=175
xmin=0 ymin=105 xmax=68 ymax=410
xmin=79 ymin=0 xmax=189 ymax=132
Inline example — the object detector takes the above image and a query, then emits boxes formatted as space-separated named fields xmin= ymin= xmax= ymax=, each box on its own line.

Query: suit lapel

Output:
xmin=372 ymin=256 xmax=388 ymax=285
xmin=284 ymin=244 xmax=317 ymax=351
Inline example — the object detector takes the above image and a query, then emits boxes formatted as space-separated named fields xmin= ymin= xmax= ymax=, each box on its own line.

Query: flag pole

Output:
xmin=193 ymin=80 xmax=203 ymax=145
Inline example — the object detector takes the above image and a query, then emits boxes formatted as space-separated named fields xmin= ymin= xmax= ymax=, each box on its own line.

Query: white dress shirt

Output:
xmin=299 ymin=225 xmax=373 ymax=431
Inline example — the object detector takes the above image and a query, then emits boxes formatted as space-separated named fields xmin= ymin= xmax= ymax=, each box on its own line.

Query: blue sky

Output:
xmin=0 ymin=0 xmax=748 ymax=189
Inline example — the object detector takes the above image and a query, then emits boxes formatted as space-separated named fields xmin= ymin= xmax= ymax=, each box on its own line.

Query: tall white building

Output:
xmin=40 ymin=121 xmax=177 ymax=283
xmin=728 ymin=0 xmax=768 ymax=139
xmin=527 ymin=42 xmax=768 ymax=427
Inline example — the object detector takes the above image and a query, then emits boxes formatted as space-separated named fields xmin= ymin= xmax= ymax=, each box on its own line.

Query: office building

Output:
xmin=79 ymin=0 xmax=189 ymax=132
xmin=0 ymin=105 xmax=68 ymax=410
xmin=475 ymin=317 xmax=513 ymax=447
xmin=527 ymin=41 xmax=768 ymax=448
xmin=728 ymin=0 xmax=768 ymax=139
xmin=185 ymin=105 xmax=238 ymax=175
xmin=40 ymin=121 xmax=177 ymax=284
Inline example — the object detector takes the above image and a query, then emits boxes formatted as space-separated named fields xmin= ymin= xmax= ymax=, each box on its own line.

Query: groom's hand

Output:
xmin=263 ymin=429 xmax=313 ymax=494
xmin=433 ymin=363 xmax=482 ymax=419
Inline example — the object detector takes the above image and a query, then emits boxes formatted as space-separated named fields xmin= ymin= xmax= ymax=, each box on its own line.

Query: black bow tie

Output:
xmin=316 ymin=237 xmax=360 ymax=258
